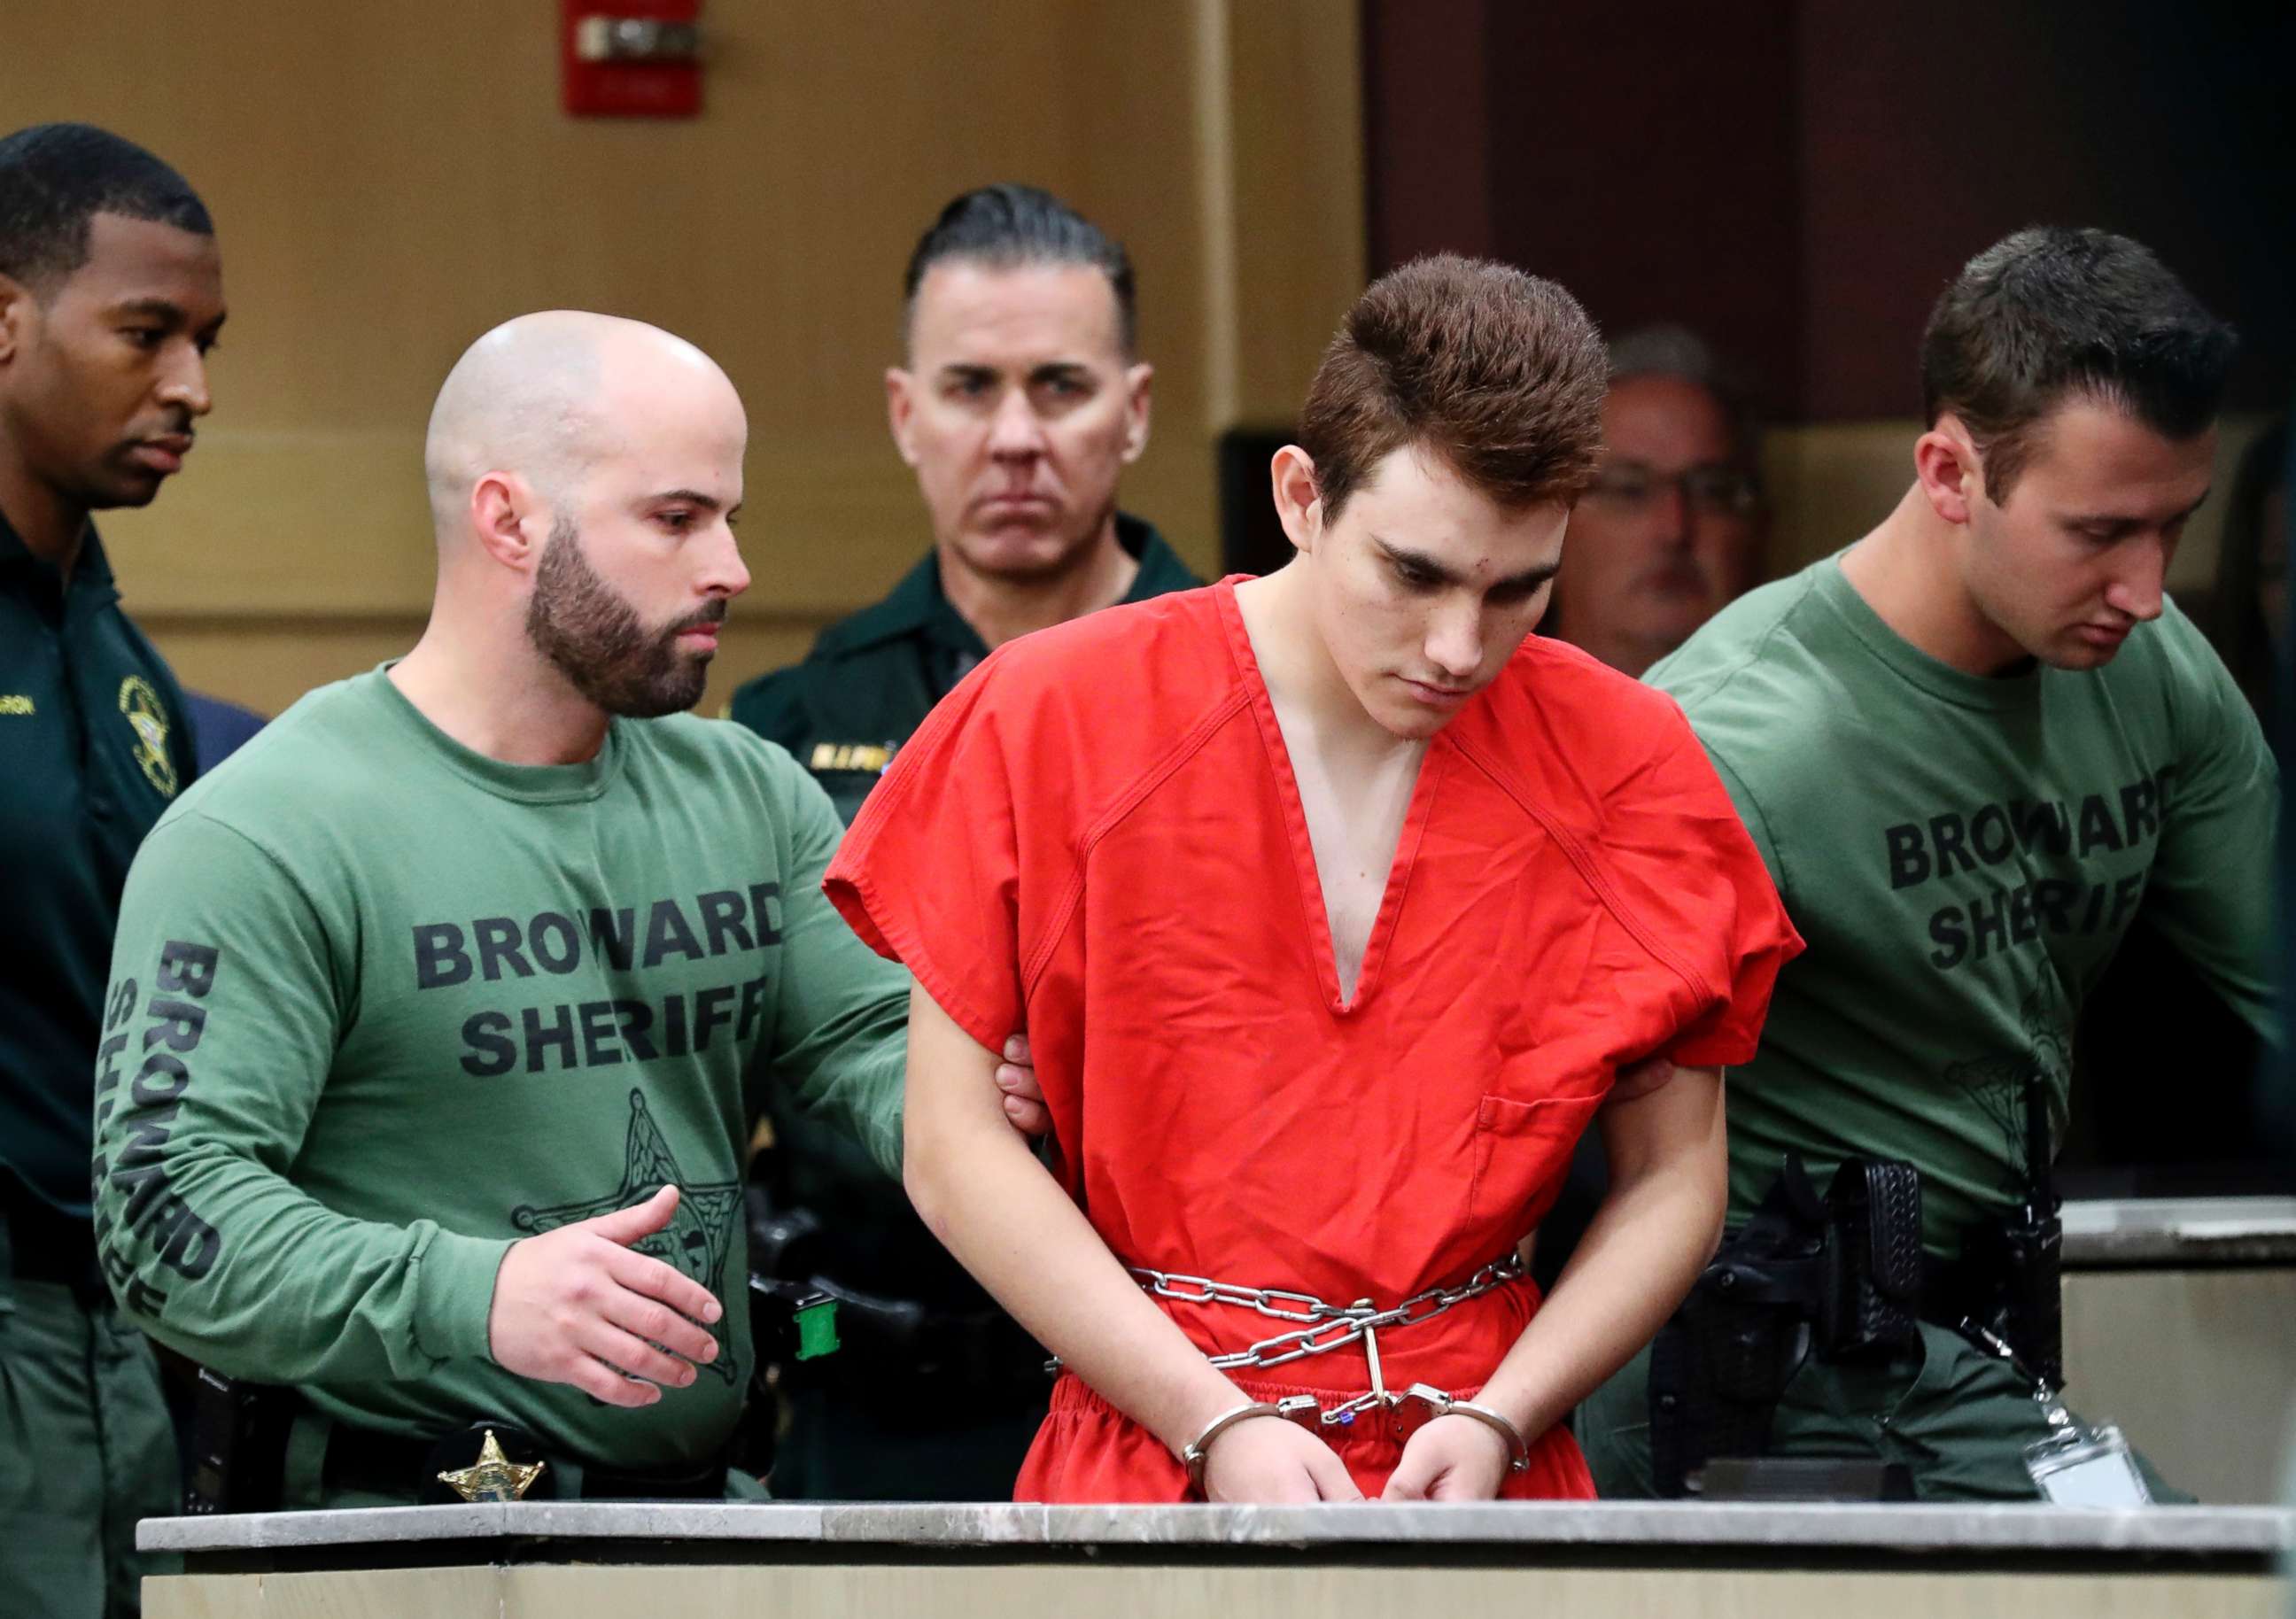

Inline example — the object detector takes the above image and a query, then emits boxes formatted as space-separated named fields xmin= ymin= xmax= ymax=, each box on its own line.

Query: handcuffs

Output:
xmin=1181 ymin=1384 xmax=1530 ymax=1496
xmin=1140 ymin=1253 xmax=1537 ymax=1496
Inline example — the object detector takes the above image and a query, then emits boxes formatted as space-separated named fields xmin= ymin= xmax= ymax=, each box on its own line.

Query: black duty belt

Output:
xmin=322 ymin=1421 xmax=730 ymax=1504
xmin=1648 ymin=1152 xmax=2063 ymax=1499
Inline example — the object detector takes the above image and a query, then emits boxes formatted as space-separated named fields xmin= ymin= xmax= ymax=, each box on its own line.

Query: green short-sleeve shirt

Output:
xmin=1648 ymin=556 xmax=2277 ymax=1251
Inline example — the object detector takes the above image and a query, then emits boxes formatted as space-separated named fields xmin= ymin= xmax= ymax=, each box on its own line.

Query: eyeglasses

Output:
xmin=1586 ymin=461 xmax=1763 ymax=516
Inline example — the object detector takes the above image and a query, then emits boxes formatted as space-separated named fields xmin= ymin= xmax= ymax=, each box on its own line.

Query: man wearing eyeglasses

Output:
xmin=1545 ymin=327 xmax=1765 ymax=678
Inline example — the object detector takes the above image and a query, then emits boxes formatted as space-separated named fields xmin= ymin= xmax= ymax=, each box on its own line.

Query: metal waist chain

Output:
xmin=1130 ymin=1251 xmax=1525 ymax=1371
xmin=1126 ymin=1251 xmax=1527 ymax=1430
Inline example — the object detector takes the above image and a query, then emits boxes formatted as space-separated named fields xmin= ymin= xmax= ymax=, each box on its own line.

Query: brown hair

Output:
xmin=1299 ymin=254 xmax=1606 ymax=523
xmin=1921 ymin=227 xmax=2235 ymax=502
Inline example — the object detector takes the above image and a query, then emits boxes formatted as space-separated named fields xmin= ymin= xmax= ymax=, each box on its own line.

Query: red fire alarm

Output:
xmin=562 ymin=1 xmax=704 ymax=119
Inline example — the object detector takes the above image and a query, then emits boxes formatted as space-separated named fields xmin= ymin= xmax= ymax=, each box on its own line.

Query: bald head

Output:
xmin=408 ymin=310 xmax=751 ymax=722
xmin=423 ymin=310 xmax=741 ymax=542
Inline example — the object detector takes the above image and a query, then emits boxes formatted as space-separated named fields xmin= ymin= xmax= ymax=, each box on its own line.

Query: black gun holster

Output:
xmin=1648 ymin=1156 xmax=1923 ymax=1498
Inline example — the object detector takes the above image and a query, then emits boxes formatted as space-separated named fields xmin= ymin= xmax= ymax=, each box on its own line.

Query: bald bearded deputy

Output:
xmin=90 ymin=312 xmax=920 ymax=1507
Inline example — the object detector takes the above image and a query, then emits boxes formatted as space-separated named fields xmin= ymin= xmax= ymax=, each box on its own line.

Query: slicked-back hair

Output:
xmin=0 ymin=123 xmax=213 ymax=295
xmin=1921 ymin=227 xmax=2236 ymax=502
xmin=1300 ymin=254 xmax=1606 ymax=524
xmin=901 ymin=183 xmax=1136 ymax=356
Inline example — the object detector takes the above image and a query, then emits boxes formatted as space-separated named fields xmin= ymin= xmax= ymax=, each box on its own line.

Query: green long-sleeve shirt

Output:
xmin=92 ymin=668 xmax=908 ymax=1470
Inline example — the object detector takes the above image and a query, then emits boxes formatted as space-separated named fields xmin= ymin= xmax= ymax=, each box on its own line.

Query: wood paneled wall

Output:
xmin=1361 ymin=4 xmax=2291 ymax=600
xmin=2 ymin=1 xmax=1364 ymax=717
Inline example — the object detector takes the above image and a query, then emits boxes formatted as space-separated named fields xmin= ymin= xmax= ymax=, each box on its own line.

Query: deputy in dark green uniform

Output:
xmin=0 ymin=125 xmax=225 ymax=1618
xmin=734 ymin=510 xmax=1195 ymax=823
xmin=728 ymin=185 xmax=1198 ymax=1499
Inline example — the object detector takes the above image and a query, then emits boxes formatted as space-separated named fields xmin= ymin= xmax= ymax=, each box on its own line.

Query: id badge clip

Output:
xmin=2023 ymin=1418 xmax=2150 ymax=1506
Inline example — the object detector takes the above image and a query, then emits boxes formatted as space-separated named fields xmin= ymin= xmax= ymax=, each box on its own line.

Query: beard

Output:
xmin=524 ymin=516 xmax=723 ymax=718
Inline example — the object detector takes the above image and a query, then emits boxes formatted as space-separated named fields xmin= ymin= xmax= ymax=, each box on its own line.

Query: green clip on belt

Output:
xmin=794 ymin=1297 xmax=841 ymax=1360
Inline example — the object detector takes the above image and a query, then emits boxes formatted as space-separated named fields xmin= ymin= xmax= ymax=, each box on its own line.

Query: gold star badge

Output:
xmin=437 ymin=1429 xmax=547 ymax=1503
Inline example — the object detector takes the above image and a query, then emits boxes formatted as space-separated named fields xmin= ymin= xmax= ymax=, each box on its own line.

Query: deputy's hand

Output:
xmin=1381 ymin=1414 xmax=1510 ymax=1501
xmin=487 ymin=1184 xmax=723 ymax=1409
xmin=996 ymin=1034 xmax=1050 ymax=1136
xmin=1607 ymin=1052 xmax=1679 ymax=1105
xmin=1201 ymin=1414 xmax=1365 ymax=1503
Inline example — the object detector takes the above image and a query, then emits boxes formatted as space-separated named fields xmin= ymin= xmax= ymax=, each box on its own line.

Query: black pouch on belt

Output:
xmin=1816 ymin=1158 xmax=1923 ymax=1358
xmin=185 ymin=1365 xmax=296 ymax=1514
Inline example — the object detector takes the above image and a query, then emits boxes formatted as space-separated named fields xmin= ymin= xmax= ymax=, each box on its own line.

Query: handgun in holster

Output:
xmin=1648 ymin=1154 xmax=1922 ymax=1498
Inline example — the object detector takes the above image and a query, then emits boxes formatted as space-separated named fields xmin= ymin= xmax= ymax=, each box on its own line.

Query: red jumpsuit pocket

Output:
xmin=1466 ymin=1091 xmax=1606 ymax=1239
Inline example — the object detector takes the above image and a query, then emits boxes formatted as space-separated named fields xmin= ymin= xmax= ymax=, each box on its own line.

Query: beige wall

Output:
xmin=2 ymin=0 xmax=1365 ymax=718
xmin=2062 ymin=1266 xmax=2296 ymax=1505
xmin=12 ymin=7 xmax=2260 ymax=723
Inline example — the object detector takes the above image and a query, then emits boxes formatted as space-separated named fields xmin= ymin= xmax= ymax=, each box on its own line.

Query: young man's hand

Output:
xmin=996 ymin=1034 xmax=1049 ymax=1135
xmin=486 ymin=1185 xmax=723 ymax=1408
xmin=1381 ymin=1414 xmax=1511 ymax=1500
xmin=1201 ymin=1415 xmax=1366 ymax=1502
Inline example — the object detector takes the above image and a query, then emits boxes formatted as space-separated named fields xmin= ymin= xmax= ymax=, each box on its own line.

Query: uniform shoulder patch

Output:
xmin=118 ymin=677 xmax=179 ymax=797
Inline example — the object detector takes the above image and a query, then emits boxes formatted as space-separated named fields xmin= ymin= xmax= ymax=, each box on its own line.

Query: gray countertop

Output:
xmin=2061 ymin=1197 xmax=2296 ymax=1266
xmin=144 ymin=1197 xmax=2296 ymax=1574
xmin=141 ymin=1499 xmax=2296 ymax=1558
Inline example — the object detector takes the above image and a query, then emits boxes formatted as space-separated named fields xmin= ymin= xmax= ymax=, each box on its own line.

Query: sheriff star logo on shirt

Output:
xmin=512 ymin=1089 xmax=742 ymax=1383
xmin=118 ymin=677 xmax=178 ymax=797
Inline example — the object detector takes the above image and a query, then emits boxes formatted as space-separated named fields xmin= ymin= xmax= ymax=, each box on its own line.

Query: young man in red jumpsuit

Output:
xmin=826 ymin=257 xmax=1801 ymax=1504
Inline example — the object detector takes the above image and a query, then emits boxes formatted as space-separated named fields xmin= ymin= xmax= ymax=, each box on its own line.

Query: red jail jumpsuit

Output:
xmin=826 ymin=579 xmax=1801 ymax=1502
